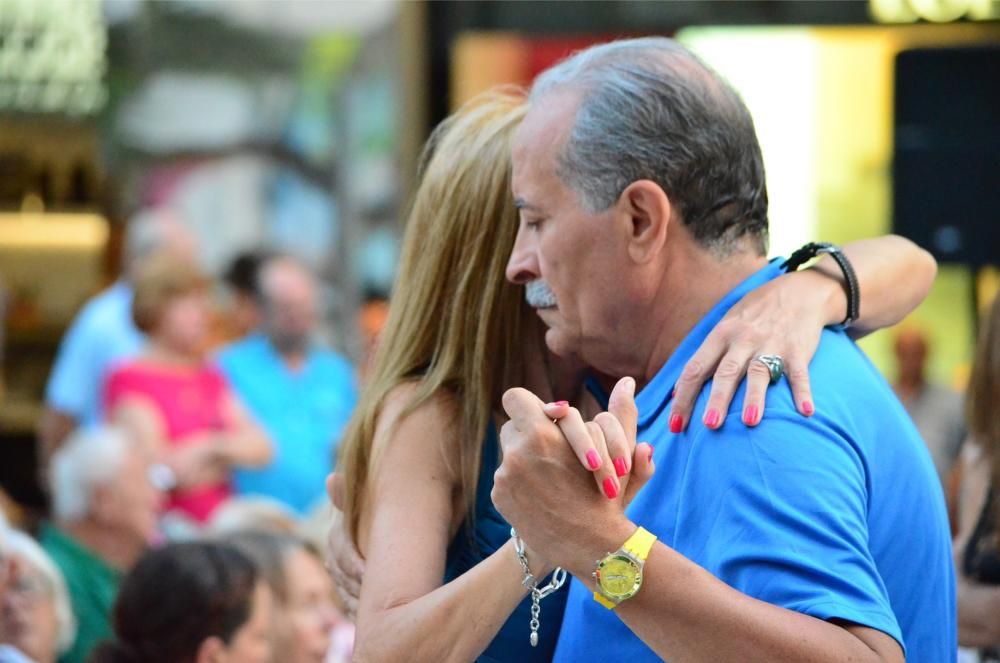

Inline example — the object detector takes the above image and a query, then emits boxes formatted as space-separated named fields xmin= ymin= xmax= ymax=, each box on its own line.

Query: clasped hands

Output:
xmin=491 ymin=377 xmax=653 ymax=580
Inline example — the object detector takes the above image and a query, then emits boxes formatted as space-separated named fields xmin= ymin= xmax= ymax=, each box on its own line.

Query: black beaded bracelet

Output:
xmin=781 ymin=242 xmax=860 ymax=331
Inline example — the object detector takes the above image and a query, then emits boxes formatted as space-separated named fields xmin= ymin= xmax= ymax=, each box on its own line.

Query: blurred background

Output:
xmin=0 ymin=0 xmax=997 ymax=542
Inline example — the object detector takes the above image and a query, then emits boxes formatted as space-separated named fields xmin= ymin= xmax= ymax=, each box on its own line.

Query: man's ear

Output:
xmin=618 ymin=180 xmax=672 ymax=264
xmin=195 ymin=635 xmax=226 ymax=663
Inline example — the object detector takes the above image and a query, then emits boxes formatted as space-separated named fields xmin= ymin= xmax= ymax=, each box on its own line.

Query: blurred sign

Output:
xmin=870 ymin=0 xmax=1000 ymax=22
xmin=0 ymin=0 xmax=107 ymax=115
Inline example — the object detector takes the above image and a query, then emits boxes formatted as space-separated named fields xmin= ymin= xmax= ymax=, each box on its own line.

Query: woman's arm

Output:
xmin=353 ymin=387 xmax=544 ymax=663
xmin=670 ymin=234 xmax=936 ymax=430
xmin=211 ymin=392 xmax=272 ymax=467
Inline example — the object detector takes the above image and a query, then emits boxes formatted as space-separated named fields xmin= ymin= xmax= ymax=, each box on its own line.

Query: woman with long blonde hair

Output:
xmin=337 ymin=89 xmax=936 ymax=662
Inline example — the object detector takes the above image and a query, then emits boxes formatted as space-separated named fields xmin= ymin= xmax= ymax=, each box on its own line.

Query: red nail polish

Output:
xmin=744 ymin=405 xmax=759 ymax=426
xmin=586 ymin=449 xmax=601 ymax=471
xmin=705 ymin=409 xmax=721 ymax=429
xmin=802 ymin=401 xmax=815 ymax=416
xmin=669 ymin=414 xmax=683 ymax=433
xmin=613 ymin=457 xmax=627 ymax=477
xmin=603 ymin=477 xmax=618 ymax=499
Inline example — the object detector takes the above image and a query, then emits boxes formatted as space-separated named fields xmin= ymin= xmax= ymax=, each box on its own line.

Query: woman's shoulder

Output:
xmin=372 ymin=382 xmax=464 ymax=467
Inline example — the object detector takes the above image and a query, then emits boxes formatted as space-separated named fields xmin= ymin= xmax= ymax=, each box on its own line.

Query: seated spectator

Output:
xmin=954 ymin=294 xmax=1000 ymax=658
xmin=217 ymin=256 xmax=356 ymax=515
xmin=893 ymin=326 xmax=965 ymax=486
xmin=225 ymin=532 xmax=344 ymax=663
xmin=38 ymin=208 xmax=194 ymax=465
xmin=40 ymin=427 xmax=162 ymax=663
xmin=0 ymin=530 xmax=75 ymax=663
xmin=90 ymin=542 xmax=272 ymax=663
xmin=105 ymin=254 xmax=271 ymax=525
xmin=208 ymin=497 xmax=299 ymax=537
xmin=220 ymin=250 xmax=272 ymax=343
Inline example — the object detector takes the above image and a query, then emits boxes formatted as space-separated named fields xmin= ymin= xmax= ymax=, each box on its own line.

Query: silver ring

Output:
xmin=755 ymin=354 xmax=785 ymax=384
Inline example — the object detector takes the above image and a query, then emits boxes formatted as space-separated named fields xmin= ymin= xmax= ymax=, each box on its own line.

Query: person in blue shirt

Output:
xmin=494 ymin=37 xmax=954 ymax=662
xmin=217 ymin=255 xmax=357 ymax=515
xmin=38 ymin=208 xmax=193 ymax=469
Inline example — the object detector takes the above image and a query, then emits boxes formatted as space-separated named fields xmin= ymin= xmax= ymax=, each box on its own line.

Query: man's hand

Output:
xmin=492 ymin=379 xmax=650 ymax=577
xmin=325 ymin=472 xmax=364 ymax=620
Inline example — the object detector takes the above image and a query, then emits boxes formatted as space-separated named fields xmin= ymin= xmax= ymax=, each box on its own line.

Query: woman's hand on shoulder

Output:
xmin=670 ymin=270 xmax=827 ymax=432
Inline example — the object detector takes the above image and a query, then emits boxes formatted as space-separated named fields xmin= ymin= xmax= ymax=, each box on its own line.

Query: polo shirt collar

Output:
xmin=635 ymin=259 xmax=785 ymax=429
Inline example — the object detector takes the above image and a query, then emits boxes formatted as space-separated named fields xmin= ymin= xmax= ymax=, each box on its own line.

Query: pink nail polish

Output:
xmin=705 ymin=409 xmax=721 ymax=429
xmin=547 ymin=400 xmax=569 ymax=408
xmin=743 ymin=405 xmax=759 ymax=426
xmin=613 ymin=457 xmax=627 ymax=477
xmin=802 ymin=401 xmax=815 ymax=416
xmin=669 ymin=414 xmax=683 ymax=434
xmin=647 ymin=445 xmax=655 ymax=463
xmin=555 ymin=400 xmax=568 ymax=406
xmin=586 ymin=449 xmax=601 ymax=471
xmin=603 ymin=477 xmax=618 ymax=499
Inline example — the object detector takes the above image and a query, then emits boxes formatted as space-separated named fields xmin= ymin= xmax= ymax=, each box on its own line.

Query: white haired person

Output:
xmin=0 ymin=530 xmax=76 ymax=663
xmin=39 ymin=427 xmax=163 ymax=663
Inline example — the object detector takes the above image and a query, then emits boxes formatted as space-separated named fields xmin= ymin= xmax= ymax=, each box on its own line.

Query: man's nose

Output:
xmin=505 ymin=231 xmax=540 ymax=285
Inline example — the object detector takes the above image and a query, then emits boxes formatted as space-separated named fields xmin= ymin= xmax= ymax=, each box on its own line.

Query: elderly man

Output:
xmin=217 ymin=255 xmax=357 ymax=514
xmin=493 ymin=38 xmax=954 ymax=662
xmin=38 ymin=208 xmax=194 ymax=464
xmin=40 ymin=426 xmax=162 ymax=663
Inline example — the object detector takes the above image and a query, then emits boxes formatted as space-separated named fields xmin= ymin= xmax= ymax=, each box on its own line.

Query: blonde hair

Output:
xmin=131 ymin=253 xmax=209 ymax=334
xmin=339 ymin=89 xmax=529 ymax=543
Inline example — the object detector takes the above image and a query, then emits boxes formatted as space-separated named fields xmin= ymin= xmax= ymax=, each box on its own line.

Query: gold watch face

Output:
xmin=596 ymin=554 xmax=642 ymax=600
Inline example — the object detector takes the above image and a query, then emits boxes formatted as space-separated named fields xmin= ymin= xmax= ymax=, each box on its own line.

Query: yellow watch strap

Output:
xmin=622 ymin=526 xmax=657 ymax=561
xmin=592 ymin=591 xmax=617 ymax=609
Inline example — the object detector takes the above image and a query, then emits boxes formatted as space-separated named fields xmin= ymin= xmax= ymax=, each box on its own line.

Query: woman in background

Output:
xmin=105 ymin=255 xmax=271 ymax=526
xmin=90 ymin=541 xmax=272 ymax=663
xmin=954 ymin=294 xmax=1000 ymax=660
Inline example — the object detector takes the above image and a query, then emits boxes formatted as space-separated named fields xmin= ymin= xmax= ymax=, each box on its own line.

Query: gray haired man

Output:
xmin=493 ymin=37 xmax=953 ymax=662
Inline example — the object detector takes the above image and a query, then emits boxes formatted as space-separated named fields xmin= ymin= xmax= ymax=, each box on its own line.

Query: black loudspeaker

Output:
xmin=892 ymin=46 xmax=1000 ymax=268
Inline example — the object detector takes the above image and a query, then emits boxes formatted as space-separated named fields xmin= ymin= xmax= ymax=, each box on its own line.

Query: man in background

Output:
xmin=217 ymin=256 xmax=357 ymax=515
xmin=40 ymin=426 xmax=162 ymax=663
xmin=893 ymin=327 xmax=966 ymax=485
xmin=37 ymin=208 xmax=194 ymax=466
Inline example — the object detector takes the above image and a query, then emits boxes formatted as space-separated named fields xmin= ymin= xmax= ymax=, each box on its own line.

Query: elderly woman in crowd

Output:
xmin=91 ymin=541 xmax=272 ymax=663
xmin=104 ymin=254 xmax=271 ymax=527
xmin=0 ymin=529 xmax=76 ymax=663
xmin=40 ymin=426 xmax=162 ymax=663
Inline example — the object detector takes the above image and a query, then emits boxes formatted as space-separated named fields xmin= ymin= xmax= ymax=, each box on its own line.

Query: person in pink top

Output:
xmin=105 ymin=254 xmax=272 ymax=525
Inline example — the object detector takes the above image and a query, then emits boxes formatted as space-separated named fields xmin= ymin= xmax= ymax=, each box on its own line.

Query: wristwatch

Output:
xmin=592 ymin=526 xmax=657 ymax=609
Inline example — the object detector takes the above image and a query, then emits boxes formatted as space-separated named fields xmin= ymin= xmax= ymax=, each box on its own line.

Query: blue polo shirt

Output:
xmin=216 ymin=334 xmax=358 ymax=514
xmin=554 ymin=261 xmax=955 ymax=662
xmin=45 ymin=281 xmax=144 ymax=428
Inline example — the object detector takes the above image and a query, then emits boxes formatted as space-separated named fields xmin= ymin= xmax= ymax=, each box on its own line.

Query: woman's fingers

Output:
xmin=739 ymin=359 xmax=771 ymax=426
xmin=595 ymin=411 xmax=631 ymax=479
xmin=784 ymin=354 xmax=816 ymax=417
xmin=670 ymin=333 xmax=727 ymax=432
xmin=544 ymin=404 xmax=619 ymax=499
xmin=699 ymin=342 xmax=757 ymax=430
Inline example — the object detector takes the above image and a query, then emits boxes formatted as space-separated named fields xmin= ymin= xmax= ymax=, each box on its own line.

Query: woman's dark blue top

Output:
xmin=443 ymin=378 xmax=609 ymax=662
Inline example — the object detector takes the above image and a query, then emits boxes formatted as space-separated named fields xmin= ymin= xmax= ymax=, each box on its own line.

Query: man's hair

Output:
xmin=531 ymin=37 xmax=769 ymax=256
xmin=123 ymin=208 xmax=183 ymax=270
xmin=50 ymin=426 xmax=131 ymax=521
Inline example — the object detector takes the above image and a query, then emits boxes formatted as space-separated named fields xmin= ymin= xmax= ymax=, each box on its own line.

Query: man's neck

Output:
xmin=60 ymin=519 xmax=145 ymax=572
xmin=638 ymin=244 xmax=768 ymax=386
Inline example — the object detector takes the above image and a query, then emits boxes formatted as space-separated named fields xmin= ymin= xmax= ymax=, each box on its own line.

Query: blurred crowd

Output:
xmin=1 ymin=206 xmax=359 ymax=663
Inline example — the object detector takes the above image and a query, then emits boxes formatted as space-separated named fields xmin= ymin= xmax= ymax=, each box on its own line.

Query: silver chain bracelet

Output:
xmin=511 ymin=527 xmax=568 ymax=647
